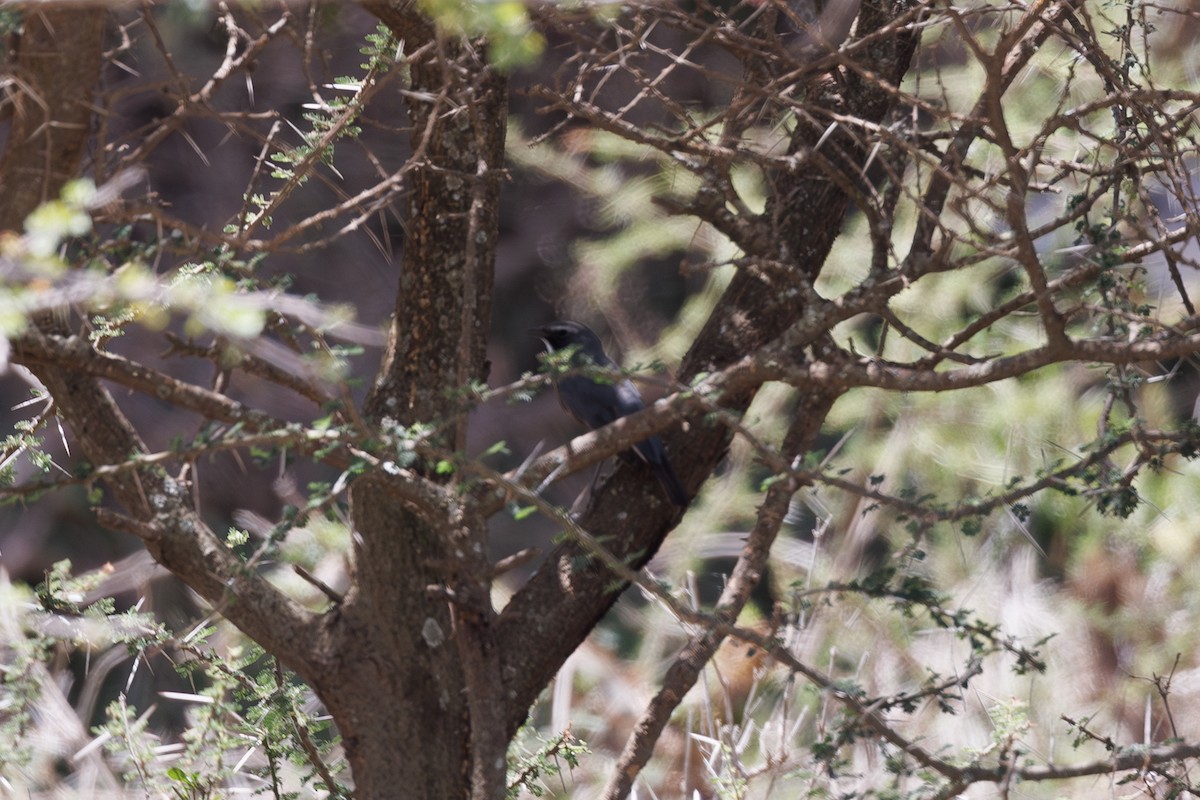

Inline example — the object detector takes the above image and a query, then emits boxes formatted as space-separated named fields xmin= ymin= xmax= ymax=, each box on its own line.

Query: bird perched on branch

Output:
xmin=530 ymin=320 xmax=689 ymax=507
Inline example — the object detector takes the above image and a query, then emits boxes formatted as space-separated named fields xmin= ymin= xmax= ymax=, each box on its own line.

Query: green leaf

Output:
xmin=482 ymin=440 xmax=510 ymax=457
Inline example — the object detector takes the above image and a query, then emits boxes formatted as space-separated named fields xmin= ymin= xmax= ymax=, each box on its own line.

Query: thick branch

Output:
xmin=330 ymin=6 xmax=509 ymax=798
xmin=0 ymin=8 xmax=327 ymax=684
xmin=601 ymin=388 xmax=839 ymax=800
xmin=0 ymin=8 xmax=105 ymax=232
xmin=496 ymin=0 xmax=924 ymax=736
xmin=11 ymin=331 xmax=278 ymax=430
xmin=26 ymin=357 xmax=328 ymax=678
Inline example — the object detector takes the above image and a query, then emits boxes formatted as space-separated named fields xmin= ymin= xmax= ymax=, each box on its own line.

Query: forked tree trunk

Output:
xmin=340 ymin=6 xmax=510 ymax=797
xmin=0 ymin=5 xmax=922 ymax=800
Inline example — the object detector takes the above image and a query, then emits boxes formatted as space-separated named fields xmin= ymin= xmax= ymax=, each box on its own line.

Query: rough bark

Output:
xmin=1 ymin=3 xmax=923 ymax=799
xmin=602 ymin=385 xmax=840 ymax=800
xmin=0 ymin=8 xmax=105 ymax=232
xmin=332 ymin=4 xmax=509 ymax=798
xmin=493 ymin=0 xmax=924 ymax=733
xmin=0 ymin=5 xmax=330 ymax=690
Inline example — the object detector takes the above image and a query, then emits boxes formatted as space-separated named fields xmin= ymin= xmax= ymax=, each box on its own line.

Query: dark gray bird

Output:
xmin=530 ymin=320 xmax=689 ymax=507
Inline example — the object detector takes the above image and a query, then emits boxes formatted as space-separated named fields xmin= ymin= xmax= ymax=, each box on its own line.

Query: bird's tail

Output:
xmin=652 ymin=458 xmax=689 ymax=507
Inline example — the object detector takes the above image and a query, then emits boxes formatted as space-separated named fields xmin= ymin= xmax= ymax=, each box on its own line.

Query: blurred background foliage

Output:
xmin=2 ymin=0 xmax=1200 ymax=797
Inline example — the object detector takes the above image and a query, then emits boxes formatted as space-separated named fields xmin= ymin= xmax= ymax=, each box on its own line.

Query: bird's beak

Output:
xmin=527 ymin=327 xmax=552 ymax=351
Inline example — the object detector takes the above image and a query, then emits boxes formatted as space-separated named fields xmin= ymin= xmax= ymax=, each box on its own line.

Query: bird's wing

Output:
xmin=557 ymin=374 xmax=622 ymax=429
xmin=612 ymin=378 xmax=649 ymax=417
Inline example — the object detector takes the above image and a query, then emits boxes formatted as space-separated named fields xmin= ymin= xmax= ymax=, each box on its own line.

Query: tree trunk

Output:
xmin=0 ymin=8 xmax=105 ymax=232
xmin=341 ymin=5 xmax=509 ymax=797
xmin=0 ymin=5 xmax=924 ymax=799
xmin=320 ymin=484 xmax=474 ymax=799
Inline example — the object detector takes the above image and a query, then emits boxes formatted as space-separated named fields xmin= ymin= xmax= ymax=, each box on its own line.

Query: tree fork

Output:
xmin=494 ymin=0 xmax=925 ymax=730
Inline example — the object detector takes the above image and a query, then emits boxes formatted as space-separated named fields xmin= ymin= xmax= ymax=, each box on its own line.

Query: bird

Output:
xmin=529 ymin=320 xmax=689 ymax=507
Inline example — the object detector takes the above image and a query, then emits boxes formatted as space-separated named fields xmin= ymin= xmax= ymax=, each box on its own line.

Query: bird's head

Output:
xmin=528 ymin=320 xmax=607 ymax=362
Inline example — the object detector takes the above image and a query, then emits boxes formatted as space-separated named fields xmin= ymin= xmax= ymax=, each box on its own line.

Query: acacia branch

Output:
xmin=0 ymin=10 xmax=332 ymax=678
xmin=601 ymin=388 xmax=839 ymax=800
xmin=11 ymin=330 xmax=280 ymax=431
xmin=163 ymin=332 xmax=333 ymax=408
xmin=481 ymin=278 xmax=1200 ymax=516
xmin=934 ymin=740 xmax=1200 ymax=797
xmin=39 ymin=365 xmax=330 ymax=678
xmin=114 ymin=9 xmax=292 ymax=175
xmin=791 ymin=324 xmax=1200 ymax=393
xmin=496 ymin=0 xmax=927 ymax=737
xmin=903 ymin=0 xmax=1081 ymax=276
xmin=673 ymin=609 xmax=1200 ymax=794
